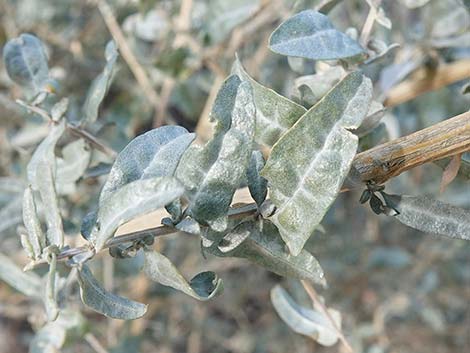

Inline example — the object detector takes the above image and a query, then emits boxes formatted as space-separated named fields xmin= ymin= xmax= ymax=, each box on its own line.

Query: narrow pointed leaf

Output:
xmin=269 ymin=10 xmax=365 ymax=60
xmin=0 ymin=252 xmax=42 ymax=297
xmin=143 ymin=249 xmax=223 ymax=300
xmin=232 ymin=57 xmax=306 ymax=146
xmin=78 ymin=264 xmax=147 ymax=319
xmin=209 ymin=221 xmax=326 ymax=286
xmin=176 ymin=75 xmax=255 ymax=231
xmin=246 ymin=151 xmax=268 ymax=206
xmin=22 ymin=186 xmax=45 ymax=259
xmin=383 ymin=194 xmax=470 ymax=241
xmin=82 ymin=41 xmax=119 ymax=124
xmin=45 ymin=252 xmax=59 ymax=321
xmin=271 ymin=285 xmax=340 ymax=346
xmin=2 ymin=33 xmax=50 ymax=95
xmin=100 ymin=126 xmax=194 ymax=203
xmin=91 ymin=177 xmax=184 ymax=250
xmin=262 ymin=72 xmax=372 ymax=255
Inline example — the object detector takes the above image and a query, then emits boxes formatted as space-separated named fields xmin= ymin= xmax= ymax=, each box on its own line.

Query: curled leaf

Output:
xmin=78 ymin=264 xmax=147 ymax=320
xmin=271 ymin=285 xmax=341 ymax=346
xmin=269 ymin=10 xmax=365 ymax=60
xmin=143 ymin=249 xmax=223 ymax=300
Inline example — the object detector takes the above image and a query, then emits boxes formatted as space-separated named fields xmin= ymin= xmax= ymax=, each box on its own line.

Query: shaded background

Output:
xmin=0 ymin=0 xmax=469 ymax=352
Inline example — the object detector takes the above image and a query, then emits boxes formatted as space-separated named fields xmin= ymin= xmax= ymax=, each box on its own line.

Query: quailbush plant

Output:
xmin=1 ymin=2 xmax=468 ymax=351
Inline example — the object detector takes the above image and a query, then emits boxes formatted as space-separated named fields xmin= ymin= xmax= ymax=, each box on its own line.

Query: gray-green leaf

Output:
xmin=45 ymin=252 xmax=59 ymax=321
xmin=209 ymin=221 xmax=326 ymax=286
xmin=271 ymin=285 xmax=341 ymax=346
xmin=232 ymin=57 xmax=306 ymax=147
xmin=262 ymin=72 xmax=372 ymax=255
xmin=246 ymin=151 xmax=268 ymax=206
xmin=82 ymin=41 xmax=119 ymax=125
xmin=56 ymin=139 xmax=91 ymax=194
xmin=78 ymin=264 xmax=147 ymax=320
xmin=100 ymin=126 xmax=194 ymax=203
xmin=143 ymin=249 xmax=223 ymax=300
xmin=22 ymin=186 xmax=45 ymax=260
xmin=269 ymin=10 xmax=366 ymax=61
xmin=176 ymin=75 xmax=255 ymax=231
xmin=383 ymin=193 xmax=470 ymax=241
xmin=0 ymin=252 xmax=42 ymax=297
xmin=91 ymin=177 xmax=184 ymax=251
xmin=2 ymin=33 xmax=50 ymax=95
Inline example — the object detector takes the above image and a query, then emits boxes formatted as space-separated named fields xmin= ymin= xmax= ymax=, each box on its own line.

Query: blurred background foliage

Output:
xmin=0 ymin=0 xmax=469 ymax=352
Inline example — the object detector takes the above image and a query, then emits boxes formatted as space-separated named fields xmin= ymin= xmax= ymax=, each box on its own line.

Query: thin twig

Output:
xmin=359 ymin=0 xmax=380 ymax=46
xmin=301 ymin=280 xmax=354 ymax=353
xmin=96 ymin=0 xmax=164 ymax=126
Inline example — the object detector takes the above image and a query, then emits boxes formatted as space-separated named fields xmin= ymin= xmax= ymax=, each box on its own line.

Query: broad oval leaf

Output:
xmin=176 ymin=75 xmax=255 ymax=231
xmin=271 ymin=285 xmax=341 ymax=346
xmin=209 ymin=220 xmax=326 ymax=286
xmin=22 ymin=186 xmax=45 ymax=259
xmin=232 ymin=57 xmax=306 ymax=147
xmin=246 ymin=151 xmax=268 ymax=206
xmin=91 ymin=177 xmax=185 ymax=251
xmin=82 ymin=41 xmax=119 ymax=125
xmin=269 ymin=10 xmax=365 ymax=61
xmin=143 ymin=249 xmax=223 ymax=300
xmin=78 ymin=264 xmax=147 ymax=320
xmin=262 ymin=72 xmax=372 ymax=255
xmin=383 ymin=193 xmax=470 ymax=241
xmin=2 ymin=33 xmax=50 ymax=95
xmin=100 ymin=125 xmax=195 ymax=203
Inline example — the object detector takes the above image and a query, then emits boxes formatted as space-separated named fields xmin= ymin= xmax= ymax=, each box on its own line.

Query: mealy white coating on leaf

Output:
xmin=22 ymin=186 xmax=45 ymax=259
xmin=56 ymin=138 xmax=91 ymax=194
xmin=82 ymin=41 xmax=119 ymax=124
xmin=176 ymin=75 xmax=256 ymax=231
xmin=175 ymin=217 xmax=201 ymax=235
xmin=78 ymin=264 xmax=147 ymax=320
xmin=268 ymin=10 xmax=365 ymax=60
xmin=385 ymin=194 xmax=470 ymax=241
xmin=232 ymin=56 xmax=307 ymax=146
xmin=262 ymin=72 xmax=372 ymax=255
xmin=143 ymin=250 xmax=223 ymax=300
xmin=246 ymin=150 xmax=268 ymax=206
xmin=209 ymin=221 xmax=326 ymax=286
xmin=271 ymin=285 xmax=340 ymax=346
xmin=0 ymin=252 xmax=42 ymax=298
xmin=100 ymin=125 xmax=192 ymax=203
xmin=92 ymin=177 xmax=184 ymax=251
xmin=2 ymin=33 xmax=50 ymax=94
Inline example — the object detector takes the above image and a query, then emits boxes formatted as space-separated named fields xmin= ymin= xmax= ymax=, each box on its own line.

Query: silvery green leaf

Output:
xmin=210 ymin=221 xmax=326 ymax=285
xmin=382 ymin=193 xmax=470 ymax=241
xmin=56 ymin=139 xmax=91 ymax=193
xmin=176 ymin=75 xmax=255 ymax=231
xmin=261 ymin=72 xmax=372 ymax=255
xmin=29 ymin=310 xmax=86 ymax=353
xmin=2 ymin=33 xmax=50 ymax=95
xmin=203 ymin=0 xmax=260 ymax=44
xmin=364 ymin=40 xmax=400 ymax=65
xmin=431 ymin=6 xmax=470 ymax=39
xmin=143 ymin=249 xmax=223 ymax=300
xmin=45 ymin=252 xmax=59 ymax=321
xmin=82 ymin=41 xmax=119 ymax=125
xmin=22 ymin=186 xmax=45 ymax=259
xmin=293 ymin=65 xmax=345 ymax=107
xmin=271 ymin=285 xmax=340 ymax=346
xmin=51 ymin=98 xmax=69 ymax=122
xmin=399 ymin=0 xmax=430 ymax=8
xmin=246 ymin=151 xmax=268 ymax=206
xmin=27 ymin=120 xmax=65 ymax=246
xmin=78 ymin=264 xmax=147 ymax=319
xmin=100 ymin=126 xmax=194 ymax=203
xmin=0 ymin=252 xmax=42 ymax=297
xmin=232 ymin=57 xmax=306 ymax=147
xmin=0 ymin=196 xmax=23 ymax=233
xmin=354 ymin=100 xmax=386 ymax=137
xmin=269 ymin=10 xmax=366 ymax=60
xmin=175 ymin=217 xmax=201 ymax=235
xmin=91 ymin=177 xmax=184 ymax=251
